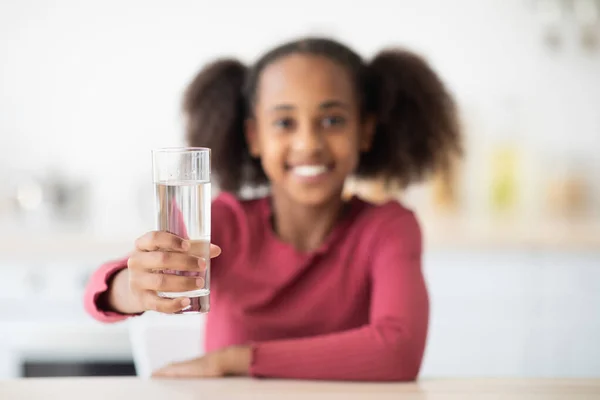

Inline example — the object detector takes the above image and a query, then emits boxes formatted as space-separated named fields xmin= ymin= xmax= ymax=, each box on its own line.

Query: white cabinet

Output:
xmin=0 ymin=258 xmax=132 ymax=379
xmin=420 ymin=250 xmax=600 ymax=378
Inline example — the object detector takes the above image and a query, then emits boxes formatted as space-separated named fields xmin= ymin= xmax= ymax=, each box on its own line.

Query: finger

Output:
xmin=135 ymin=231 xmax=189 ymax=252
xmin=152 ymin=359 xmax=212 ymax=378
xmin=133 ymin=271 xmax=204 ymax=292
xmin=141 ymin=291 xmax=191 ymax=314
xmin=152 ymin=367 xmax=172 ymax=378
xmin=210 ymin=244 xmax=221 ymax=258
xmin=152 ymin=362 xmax=189 ymax=378
xmin=129 ymin=251 xmax=205 ymax=272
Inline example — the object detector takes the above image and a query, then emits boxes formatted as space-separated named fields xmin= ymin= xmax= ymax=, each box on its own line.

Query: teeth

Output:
xmin=292 ymin=165 xmax=328 ymax=177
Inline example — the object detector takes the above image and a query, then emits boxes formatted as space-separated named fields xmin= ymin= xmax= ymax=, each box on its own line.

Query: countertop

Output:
xmin=2 ymin=221 xmax=600 ymax=262
xmin=2 ymin=213 xmax=600 ymax=261
xmin=1 ymin=377 xmax=599 ymax=400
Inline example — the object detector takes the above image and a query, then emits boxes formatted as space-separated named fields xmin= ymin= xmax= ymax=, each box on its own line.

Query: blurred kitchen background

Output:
xmin=0 ymin=0 xmax=599 ymax=380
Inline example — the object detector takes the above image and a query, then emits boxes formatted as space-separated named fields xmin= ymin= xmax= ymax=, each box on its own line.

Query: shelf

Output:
xmin=420 ymin=215 xmax=600 ymax=251
xmin=347 ymin=178 xmax=600 ymax=251
xmin=0 ymin=219 xmax=598 ymax=262
xmin=0 ymin=234 xmax=132 ymax=261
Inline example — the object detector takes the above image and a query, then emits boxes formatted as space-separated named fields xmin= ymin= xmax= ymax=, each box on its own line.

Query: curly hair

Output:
xmin=183 ymin=37 xmax=462 ymax=194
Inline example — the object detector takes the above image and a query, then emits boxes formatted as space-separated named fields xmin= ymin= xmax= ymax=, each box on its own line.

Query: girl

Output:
xmin=84 ymin=37 xmax=461 ymax=381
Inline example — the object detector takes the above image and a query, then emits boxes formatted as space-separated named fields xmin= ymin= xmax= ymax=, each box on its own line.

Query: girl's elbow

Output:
xmin=377 ymin=354 xmax=422 ymax=382
xmin=388 ymin=363 xmax=421 ymax=382
xmin=372 ymin=328 xmax=426 ymax=381
xmin=375 ymin=337 xmax=425 ymax=381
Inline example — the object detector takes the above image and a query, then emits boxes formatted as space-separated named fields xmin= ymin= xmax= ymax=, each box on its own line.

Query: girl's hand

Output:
xmin=107 ymin=231 xmax=221 ymax=314
xmin=151 ymin=346 xmax=252 ymax=378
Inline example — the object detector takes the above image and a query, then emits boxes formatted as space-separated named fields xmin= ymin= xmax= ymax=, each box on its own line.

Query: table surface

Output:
xmin=1 ymin=377 xmax=599 ymax=400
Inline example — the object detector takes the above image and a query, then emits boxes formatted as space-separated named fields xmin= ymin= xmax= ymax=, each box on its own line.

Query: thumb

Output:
xmin=210 ymin=244 xmax=221 ymax=258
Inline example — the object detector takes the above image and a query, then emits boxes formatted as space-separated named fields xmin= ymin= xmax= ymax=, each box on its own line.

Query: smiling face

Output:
xmin=246 ymin=54 xmax=374 ymax=207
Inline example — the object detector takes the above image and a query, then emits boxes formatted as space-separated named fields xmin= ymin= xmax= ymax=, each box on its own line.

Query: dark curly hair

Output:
xmin=183 ymin=37 xmax=462 ymax=194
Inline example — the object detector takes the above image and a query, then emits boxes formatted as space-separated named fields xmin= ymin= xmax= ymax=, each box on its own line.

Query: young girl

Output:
xmin=84 ymin=37 xmax=461 ymax=381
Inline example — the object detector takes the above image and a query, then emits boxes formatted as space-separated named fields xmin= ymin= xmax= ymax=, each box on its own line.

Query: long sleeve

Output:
xmin=83 ymin=256 xmax=130 ymax=323
xmin=249 ymin=212 xmax=429 ymax=381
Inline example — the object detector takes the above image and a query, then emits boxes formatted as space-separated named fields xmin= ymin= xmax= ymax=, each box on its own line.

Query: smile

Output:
xmin=292 ymin=165 xmax=329 ymax=177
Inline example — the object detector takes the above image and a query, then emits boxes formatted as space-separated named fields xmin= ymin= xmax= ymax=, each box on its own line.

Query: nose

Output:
xmin=291 ymin=123 xmax=324 ymax=154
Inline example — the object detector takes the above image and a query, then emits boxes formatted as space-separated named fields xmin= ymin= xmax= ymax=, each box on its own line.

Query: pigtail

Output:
xmin=359 ymin=49 xmax=462 ymax=188
xmin=183 ymin=58 xmax=256 ymax=193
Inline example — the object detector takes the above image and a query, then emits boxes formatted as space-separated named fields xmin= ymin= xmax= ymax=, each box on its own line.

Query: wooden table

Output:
xmin=1 ymin=377 xmax=599 ymax=399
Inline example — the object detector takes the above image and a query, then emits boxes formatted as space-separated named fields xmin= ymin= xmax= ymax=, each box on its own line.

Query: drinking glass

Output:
xmin=152 ymin=147 xmax=211 ymax=314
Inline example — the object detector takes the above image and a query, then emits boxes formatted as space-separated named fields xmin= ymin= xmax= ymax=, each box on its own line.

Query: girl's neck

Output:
xmin=270 ymin=189 xmax=346 ymax=253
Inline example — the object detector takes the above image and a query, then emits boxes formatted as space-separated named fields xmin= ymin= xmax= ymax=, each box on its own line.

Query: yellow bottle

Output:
xmin=490 ymin=144 xmax=519 ymax=215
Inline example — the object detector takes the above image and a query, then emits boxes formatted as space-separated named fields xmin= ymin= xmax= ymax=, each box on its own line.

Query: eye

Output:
xmin=273 ymin=117 xmax=295 ymax=130
xmin=322 ymin=115 xmax=346 ymax=129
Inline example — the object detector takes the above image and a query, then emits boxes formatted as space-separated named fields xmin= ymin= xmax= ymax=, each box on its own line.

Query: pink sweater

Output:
xmin=83 ymin=193 xmax=429 ymax=381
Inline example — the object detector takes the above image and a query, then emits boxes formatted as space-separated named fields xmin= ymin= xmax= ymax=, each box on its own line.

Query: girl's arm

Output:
xmin=249 ymin=213 xmax=429 ymax=381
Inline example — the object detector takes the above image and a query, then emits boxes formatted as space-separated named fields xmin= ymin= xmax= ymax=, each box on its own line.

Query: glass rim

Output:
xmin=152 ymin=146 xmax=210 ymax=154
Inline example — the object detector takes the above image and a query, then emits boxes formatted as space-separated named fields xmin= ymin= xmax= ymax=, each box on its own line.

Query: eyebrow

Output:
xmin=270 ymin=100 xmax=351 ymax=112
xmin=271 ymin=104 xmax=295 ymax=111
xmin=319 ymin=100 xmax=350 ymax=110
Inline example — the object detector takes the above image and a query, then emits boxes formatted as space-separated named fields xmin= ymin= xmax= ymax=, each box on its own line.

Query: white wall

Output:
xmin=1 ymin=0 xmax=599 ymax=237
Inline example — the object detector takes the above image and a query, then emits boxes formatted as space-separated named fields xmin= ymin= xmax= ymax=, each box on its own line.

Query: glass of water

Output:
xmin=152 ymin=147 xmax=211 ymax=314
